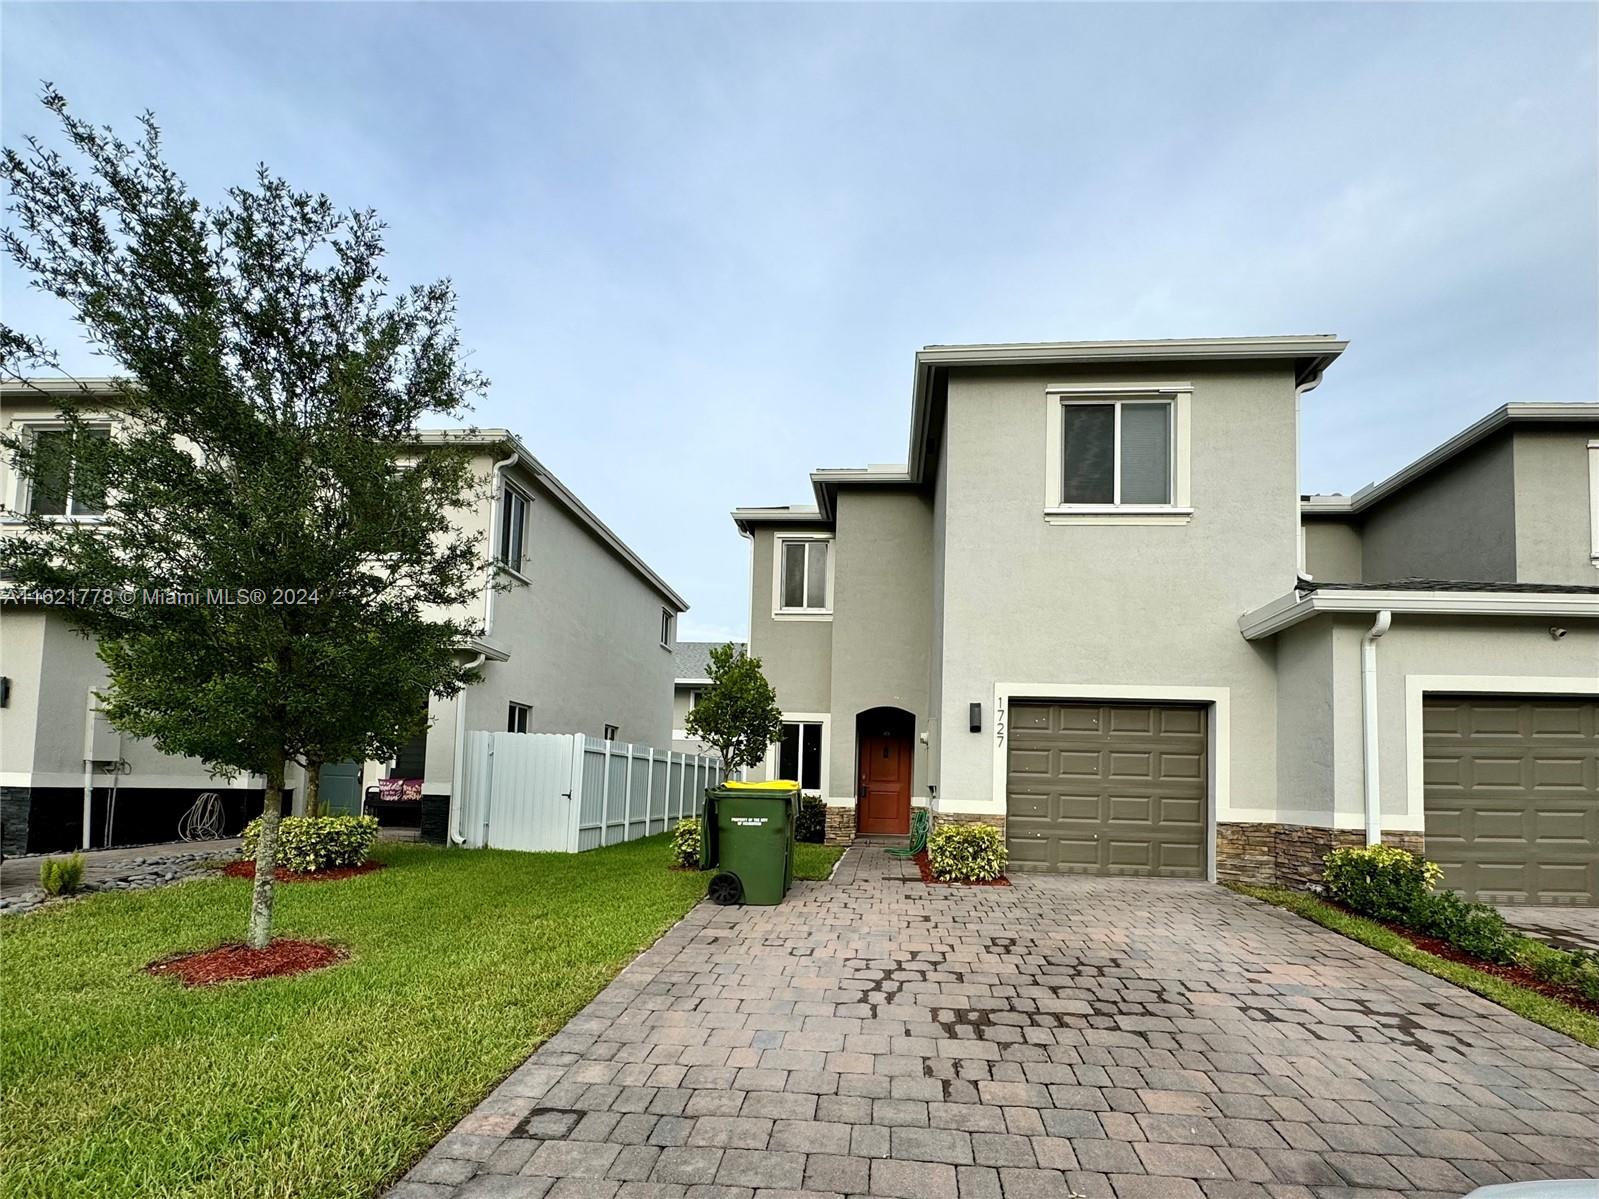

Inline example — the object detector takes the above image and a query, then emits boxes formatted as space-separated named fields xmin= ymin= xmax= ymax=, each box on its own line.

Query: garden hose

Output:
xmin=886 ymin=808 xmax=930 ymax=859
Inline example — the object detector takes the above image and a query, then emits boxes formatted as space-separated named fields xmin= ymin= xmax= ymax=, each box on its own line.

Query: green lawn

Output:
xmin=1231 ymin=884 xmax=1599 ymax=1049
xmin=1 ymin=834 xmax=844 ymax=1199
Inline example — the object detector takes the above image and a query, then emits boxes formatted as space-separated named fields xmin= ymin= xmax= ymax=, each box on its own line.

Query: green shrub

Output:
xmin=1412 ymin=890 xmax=1517 ymax=964
xmin=1517 ymin=940 xmax=1599 ymax=1004
xmin=927 ymin=822 xmax=1007 ymax=883
xmin=39 ymin=853 xmax=86 ymax=896
xmin=795 ymin=796 xmax=826 ymax=844
xmin=671 ymin=818 xmax=701 ymax=869
xmin=241 ymin=815 xmax=378 ymax=874
xmin=1321 ymin=844 xmax=1441 ymax=923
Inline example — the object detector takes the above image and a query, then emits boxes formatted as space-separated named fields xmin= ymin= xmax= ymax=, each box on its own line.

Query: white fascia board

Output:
xmin=730 ymin=506 xmax=833 ymax=535
xmin=1240 ymin=588 xmax=1599 ymax=640
xmin=809 ymin=467 xmax=916 ymax=520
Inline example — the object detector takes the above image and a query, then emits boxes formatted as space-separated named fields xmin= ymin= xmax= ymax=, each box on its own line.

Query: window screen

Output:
xmin=1119 ymin=403 xmax=1171 ymax=504
xmin=1061 ymin=404 xmax=1115 ymax=504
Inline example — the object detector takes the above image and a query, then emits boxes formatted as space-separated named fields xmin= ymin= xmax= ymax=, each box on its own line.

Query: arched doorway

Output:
xmin=856 ymin=707 xmax=914 ymax=837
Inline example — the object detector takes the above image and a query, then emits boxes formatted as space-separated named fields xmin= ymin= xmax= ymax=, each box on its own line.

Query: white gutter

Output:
xmin=1361 ymin=610 xmax=1392 ymax=846
xmin=483 ymin=449 xmax=520 ymax=638
xmin=1239 ymin=588 xmax=1599 ymax=640
xmin=448 ymin=652 xmax=488 ymax=846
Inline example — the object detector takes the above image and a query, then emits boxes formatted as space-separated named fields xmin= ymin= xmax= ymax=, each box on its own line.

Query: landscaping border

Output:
xmin=1230 ymin=884 xmax=1599 ymax=1048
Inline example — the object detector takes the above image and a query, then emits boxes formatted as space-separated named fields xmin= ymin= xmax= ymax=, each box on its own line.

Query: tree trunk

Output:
xmin=247 ymin=750 xmax=286 ymax=949
xmin=303 ymin=760 xmax=321 ymax=818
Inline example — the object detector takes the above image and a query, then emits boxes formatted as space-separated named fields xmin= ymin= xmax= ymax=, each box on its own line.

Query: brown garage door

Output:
xmin=1006 ymin=702 xmax=1206 ymax=877
xmin=1424 ymin=695 xmax=1599 ymax=906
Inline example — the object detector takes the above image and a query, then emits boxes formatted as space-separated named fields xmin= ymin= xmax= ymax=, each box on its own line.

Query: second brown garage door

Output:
xmin=1006 ymin=702 xmax=1206 ymax=877
xmin=1424 ymin=695 xmax=1599 ymax=906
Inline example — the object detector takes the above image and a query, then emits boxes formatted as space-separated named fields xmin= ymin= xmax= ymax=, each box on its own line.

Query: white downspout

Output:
xmin=449 ymin=652 xmax=488 ymax=846
xmin=1361 ymin=610 xmax=1392 ymax=846
xmin=483 ymin=449 xmax=520 ymax=638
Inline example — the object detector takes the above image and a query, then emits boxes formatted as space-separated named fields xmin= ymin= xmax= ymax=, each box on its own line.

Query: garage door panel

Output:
xmin=1007 ymin=748 xmax=1052 ymax=778
xmin=1424 ymin=695 xmax=1597 ymax=907
xmin=1006 ymin=702 xmax=1206 ymax=879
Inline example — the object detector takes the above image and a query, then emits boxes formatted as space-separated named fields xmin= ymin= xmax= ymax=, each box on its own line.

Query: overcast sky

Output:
xmin=4 ymin=3 xmax=1595 ymax=641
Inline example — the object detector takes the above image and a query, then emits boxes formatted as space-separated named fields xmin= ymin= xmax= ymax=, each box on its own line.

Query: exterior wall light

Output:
xmin=969 ymin=702 xmax=982 ymax=733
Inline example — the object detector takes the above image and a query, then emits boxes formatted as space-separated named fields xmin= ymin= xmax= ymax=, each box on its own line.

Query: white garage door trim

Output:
xmin=1404 ymin=674 xmax=1599 ymax=833
xmin=993 ymin=682 xmax=1229 ymax=883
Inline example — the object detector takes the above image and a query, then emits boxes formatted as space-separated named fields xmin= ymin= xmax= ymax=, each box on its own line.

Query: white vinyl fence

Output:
xmin=456 ymin=732 xmax=725 ymax=852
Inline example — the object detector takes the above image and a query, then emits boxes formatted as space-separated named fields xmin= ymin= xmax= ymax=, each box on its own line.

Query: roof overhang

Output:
xmin=1240 ymin=587 xmax=1599 ymax=640
xmin=730 ymin=505 xmax=831 ymax=535
xmin=907 ymin=335 xmax=1347 ymax=482
xmin=675 ymin=676 xmax=712 ymax=687
xmin=416 ymin=428 xmax=689 ymax=611
xmin=1301 ymin=403 xmax=1599 ymax=519
xmin=807 ymin=467 xmax=915 ymax=521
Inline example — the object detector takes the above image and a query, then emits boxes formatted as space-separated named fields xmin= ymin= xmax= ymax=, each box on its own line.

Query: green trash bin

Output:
xmin=701 ymin=780 xmax=799 ymax=906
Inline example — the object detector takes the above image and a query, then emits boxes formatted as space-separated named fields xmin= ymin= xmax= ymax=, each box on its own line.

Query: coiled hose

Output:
xmin=178 ymin=791 xmax=226 ymax=841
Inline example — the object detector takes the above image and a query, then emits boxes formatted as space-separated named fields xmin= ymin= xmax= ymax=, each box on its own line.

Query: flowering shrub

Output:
xmin=671 ymin=818 xmax=701 ymax=869
xmin=241 ymin=815 xmax=378 ymax=874
xmin=927 ymin=822 xmax=1007 ymax=883
xmin=1321 ymin=844 xmax=1440 ymax=923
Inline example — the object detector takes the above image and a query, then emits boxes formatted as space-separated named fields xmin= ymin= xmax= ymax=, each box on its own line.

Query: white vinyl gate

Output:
xmin=456 ymin=732 xmax=725 ymax=852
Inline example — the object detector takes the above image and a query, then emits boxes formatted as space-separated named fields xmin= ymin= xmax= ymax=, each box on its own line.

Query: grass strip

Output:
xmin=1229 ymin=884 xmax=1599 ymax=1048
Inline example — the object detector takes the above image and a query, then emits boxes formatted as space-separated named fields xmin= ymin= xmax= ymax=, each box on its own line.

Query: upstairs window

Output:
xmin=603 ymin=723 xmax=620 ymax=742
xmin=660 ymin=608 xmax=675 ymax=649
xmin=25 ymin=425 xmax=110 ymax=517
xmin=777 ymin=537 xmax=830 ymax=613
xmin=1061 ymin=399 xmax=1172 ymax=506
xmin=778 ymin=721 xmax=823 ymax=792
xmin=507 ymin=702 xmax=531 ymax=733
xmin=497 ymin=485 xmax=529 ymax=572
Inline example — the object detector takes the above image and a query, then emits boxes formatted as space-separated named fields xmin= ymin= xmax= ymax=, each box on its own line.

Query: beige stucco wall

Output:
xmin=827 ymin=487 xmax=933 ymax=803
xmin=1360 ymin=436 xmax=1517 ymax=583
xmin=1513 ymin=428 xmax=1599 ymax=585
xmin=745 ymin=525 xmax=834 ymax=719
xmin=1303 ymin=519 xmax=1364 ymax=583
xmin=934 ymin=362 xmax=1296 ymax=821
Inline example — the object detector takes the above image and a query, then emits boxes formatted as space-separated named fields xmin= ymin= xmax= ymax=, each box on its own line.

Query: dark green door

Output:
xmin=322 ymin=761 xmax=365 ymax=817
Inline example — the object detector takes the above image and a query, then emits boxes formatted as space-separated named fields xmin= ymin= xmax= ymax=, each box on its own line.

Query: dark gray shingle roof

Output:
xmin=673 ymin=640 xmax=746 ymax=683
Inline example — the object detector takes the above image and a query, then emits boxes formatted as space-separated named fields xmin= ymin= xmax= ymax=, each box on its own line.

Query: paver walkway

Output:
xmin=389 ymin=846 xmax=1599 ymax=1199
xmin=1497 ymin=905 xmax=1599 ymax=955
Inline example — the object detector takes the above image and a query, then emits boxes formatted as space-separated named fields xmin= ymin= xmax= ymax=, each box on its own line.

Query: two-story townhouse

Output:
xmin=0 ymin=382 xmax=689 ymax=855
xmin=670 ymin=640 xmax=745 ymax=756
xmin=735 ymin=337 xmax=1599 ymax=905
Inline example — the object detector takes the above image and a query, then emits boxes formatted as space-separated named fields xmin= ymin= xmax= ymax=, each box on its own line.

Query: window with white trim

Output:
xmin=22 ymin=425 xmax=110 ymax=517
xmin=603 ymin=723 xmax=620 ymax=741
xmin=1060 ymin=398 xmax=1172 ymax=506
xmin=507 ymin=702 xmax=531 ymax=733
xmin=778 ymin=721 xmax=823 ymax=791
xmin=660 ymin=608 xmax=675 ymax=649
xmin=777 ymin=537 xmax=830 ymax=613
xmin=497 ymin=484 xmax=529 ymax=572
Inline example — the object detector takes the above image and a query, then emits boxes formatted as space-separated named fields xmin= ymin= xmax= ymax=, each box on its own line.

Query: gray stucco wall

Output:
xmin=827 ymin=487 xmax=934 ymax=802
xmin=1271 ymin=620 xmax=1339 ymax=826
xmin=933 ymin=362 xmax=1295 ymax=821
xmin=477 ymin=464 xmax=678 ymax=753
xmin=745 ymin=525 xmax=834 ymax=716
xmin=1513 ymin=428 xmax=1599 ymax=585
xmin=1303 ymin=519 xmax=1364 ymax=583
xmin=1360 ymin=436 xmax=1516 ymax=583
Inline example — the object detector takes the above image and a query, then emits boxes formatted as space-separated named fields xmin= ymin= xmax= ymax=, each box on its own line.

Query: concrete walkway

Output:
xmin=389 ymin=845 xmax=1599 ymax=1199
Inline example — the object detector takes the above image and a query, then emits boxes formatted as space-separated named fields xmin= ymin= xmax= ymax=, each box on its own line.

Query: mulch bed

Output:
xmin=221 ymin=860 xmax=384 ymax=883
xmin=147 ymin=940 xmax=347 ymax=987
xmin=1327 ymin=902 xmax=1599 ymax=1017
xmin=913 ymin=851 xmax=1011 ymax=887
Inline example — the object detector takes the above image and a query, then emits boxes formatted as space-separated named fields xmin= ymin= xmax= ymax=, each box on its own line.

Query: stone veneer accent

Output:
xmin=1216 ymin=822 xmax=1426 ymax=890
xmin=823 ymin=805 xmax=856 ymax=846
xmin=931 ymin=810 xmax=1007 ymax=839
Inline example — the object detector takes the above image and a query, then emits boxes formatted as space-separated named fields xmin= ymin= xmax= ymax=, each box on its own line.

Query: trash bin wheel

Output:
xmin=708 ymin=872 xmax=743 ymax=906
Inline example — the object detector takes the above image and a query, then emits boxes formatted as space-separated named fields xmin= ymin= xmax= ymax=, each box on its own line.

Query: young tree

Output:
xmin=1 ymin=88 xmax=487 ymax=947
xmin=683 ymin=643 xmax=785 ymax=775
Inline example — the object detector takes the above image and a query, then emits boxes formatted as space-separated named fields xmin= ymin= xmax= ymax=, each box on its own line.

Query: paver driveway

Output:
xmin=389 ymin=846 xmax=1599 ymax=1199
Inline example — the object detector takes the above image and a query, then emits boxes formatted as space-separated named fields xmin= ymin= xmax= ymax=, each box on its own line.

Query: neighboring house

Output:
xmin=670 ymin=640 xmax=745 ymax=756
xmin=0 ymin=381 xmax=688 ymax=854
xmin=734 ymin=337 xmax=1599 ymax=905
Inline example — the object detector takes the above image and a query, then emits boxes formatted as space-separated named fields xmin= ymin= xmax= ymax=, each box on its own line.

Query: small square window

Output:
xmin=1061 ymin=399 xmax=1172 ymax=507
xmin=507 ymin=702 xmax=530 ymax=733
xmin=660 ymin=608 xmax=675 ymax=648
xmin=777 ymin=538 xmax=830 ymax=612
xmin=498 ymin=485 xmax=530 ymax=572
xmin=603 ymin=723 xmax=620 ymax=742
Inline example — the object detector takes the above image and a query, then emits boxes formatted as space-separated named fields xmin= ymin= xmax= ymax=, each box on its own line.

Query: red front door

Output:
xmin=857 ymin=728 xmax=912 ymax=836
